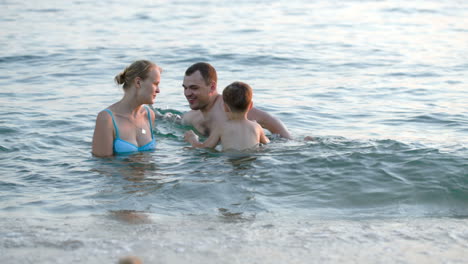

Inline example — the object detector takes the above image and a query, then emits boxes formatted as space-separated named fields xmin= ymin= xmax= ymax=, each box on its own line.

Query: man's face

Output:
xmin=183 ymin=70 xmax=213 ymax=110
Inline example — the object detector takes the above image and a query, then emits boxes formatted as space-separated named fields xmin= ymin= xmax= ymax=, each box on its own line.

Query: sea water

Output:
xmin=0 ymin=0 xmax=467 ymax=263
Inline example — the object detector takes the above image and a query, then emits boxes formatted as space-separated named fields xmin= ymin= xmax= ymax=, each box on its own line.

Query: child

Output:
xmin=184 ymin=81 xmax=270 ymax=151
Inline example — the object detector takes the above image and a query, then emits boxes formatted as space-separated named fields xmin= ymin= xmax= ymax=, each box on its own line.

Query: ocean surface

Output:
xmin=1 ymin=0 xmax=467 ymax=263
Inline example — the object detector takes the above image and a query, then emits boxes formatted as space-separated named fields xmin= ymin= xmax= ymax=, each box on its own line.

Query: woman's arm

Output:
xmin=92 ymin=111 xmax=115 ymax=157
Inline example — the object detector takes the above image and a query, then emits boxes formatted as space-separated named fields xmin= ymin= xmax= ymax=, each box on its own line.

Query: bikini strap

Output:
xmin=144 ymin=105 xmax=154 ymax=138
xmin=103 ymin=109 xmax=120 ymax=139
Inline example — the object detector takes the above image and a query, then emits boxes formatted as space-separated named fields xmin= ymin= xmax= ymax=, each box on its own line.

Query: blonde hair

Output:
xmin=114 ymin=60 xmax=159 ymax=90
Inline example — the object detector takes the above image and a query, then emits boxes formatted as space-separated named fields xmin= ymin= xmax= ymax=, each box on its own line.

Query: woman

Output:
xmin=92 ymin=60 xmax=161 ymax=156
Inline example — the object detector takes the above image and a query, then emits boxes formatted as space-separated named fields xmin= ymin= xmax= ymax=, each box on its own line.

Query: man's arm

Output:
xmin=182 ymin=110 xmax=209 ymax=135
xmin=248 ymin=107 xmax=292 ymax=139
xmin=181 ymin=110 xmax=197 ymax=126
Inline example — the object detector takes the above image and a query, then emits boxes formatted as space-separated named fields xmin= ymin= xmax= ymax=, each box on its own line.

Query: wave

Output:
xmin=382 ymin=8 xmax=440 ymax=15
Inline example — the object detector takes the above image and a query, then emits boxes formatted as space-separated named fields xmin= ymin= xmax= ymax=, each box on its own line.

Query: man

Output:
xmin=182 ymin=62 xmax=292 ymax=139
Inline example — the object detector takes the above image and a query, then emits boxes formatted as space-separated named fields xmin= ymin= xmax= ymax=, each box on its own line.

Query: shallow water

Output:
xmin=1 ymin=0 xmax=467 ymax=263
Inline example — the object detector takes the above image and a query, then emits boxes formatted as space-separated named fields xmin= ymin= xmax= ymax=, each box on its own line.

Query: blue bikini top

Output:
xmin=104 ymin=106 xmax=156 ymax=154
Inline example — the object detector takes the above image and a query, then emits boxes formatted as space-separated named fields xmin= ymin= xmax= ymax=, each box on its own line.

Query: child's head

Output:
xmin=222 ymin=81 xmax=253 ymax=113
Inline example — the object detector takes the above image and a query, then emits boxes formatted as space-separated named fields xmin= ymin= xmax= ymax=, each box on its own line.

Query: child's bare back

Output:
xmin=220 ymin=119 xmax=266 ymax=151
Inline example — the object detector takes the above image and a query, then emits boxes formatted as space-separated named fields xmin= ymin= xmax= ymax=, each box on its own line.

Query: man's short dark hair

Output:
xmin=185 ymin=62 xmax=217 ymax=85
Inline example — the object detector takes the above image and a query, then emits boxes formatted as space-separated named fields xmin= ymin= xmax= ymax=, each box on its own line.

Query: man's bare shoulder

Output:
xmin=182 ymin=110 xmax=203 ymax=125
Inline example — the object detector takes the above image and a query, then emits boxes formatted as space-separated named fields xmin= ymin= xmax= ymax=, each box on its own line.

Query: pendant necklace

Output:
xmin=115 ymin=108 xmax=148 ymax=135
xmin=122 ymin=115 xmax=146 ymax=135
xmin=126 ymin=118 xmax=146 ymax=135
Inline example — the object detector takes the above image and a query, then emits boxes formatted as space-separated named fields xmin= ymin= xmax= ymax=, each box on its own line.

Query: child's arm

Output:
xmin=184 ymin=130 xmax=221 ymax=149
xmin=248 ymin=107 xmax=291 ymax=139
xmin=259 ymin=126 xmax=270 ymax=144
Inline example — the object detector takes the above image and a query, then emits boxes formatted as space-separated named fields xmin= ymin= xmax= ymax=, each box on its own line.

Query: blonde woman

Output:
xmin=92 ymin=60 xmax=161 ymax=156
